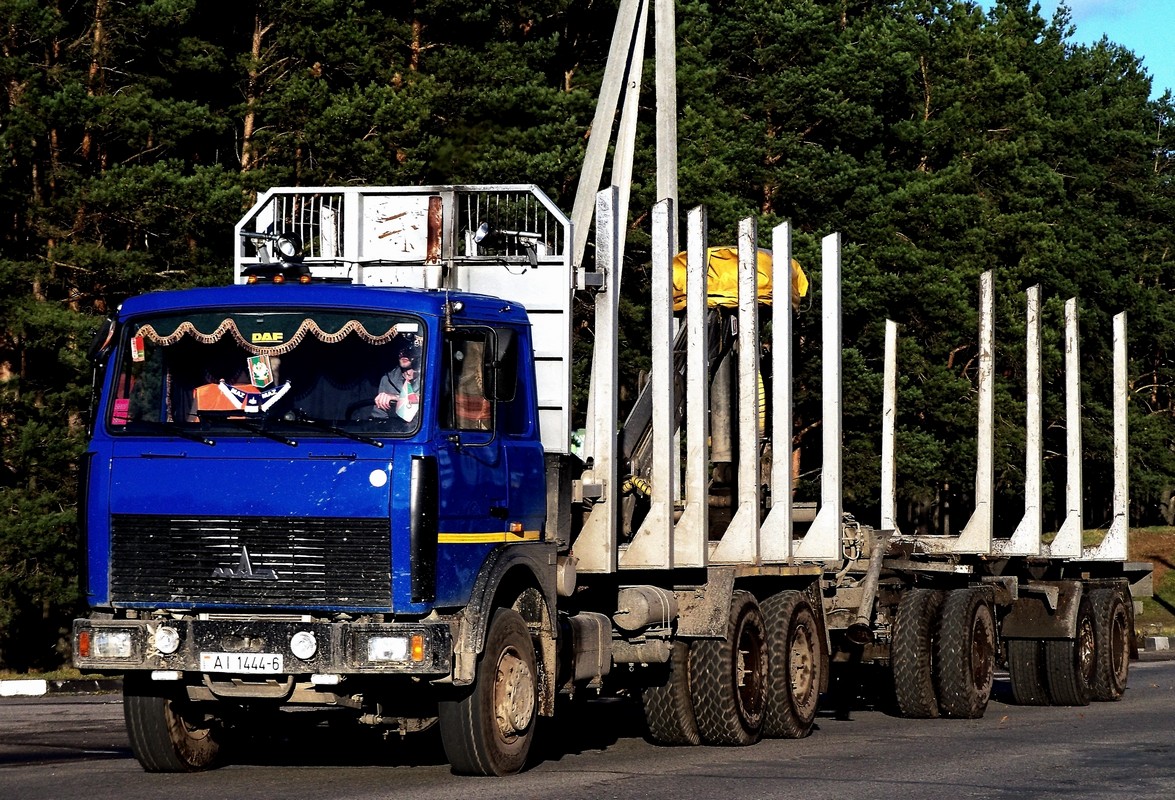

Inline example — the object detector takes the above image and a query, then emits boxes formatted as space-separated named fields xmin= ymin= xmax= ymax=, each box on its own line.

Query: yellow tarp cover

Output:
xmin=672 ymin=247 xmax=808 ymax=312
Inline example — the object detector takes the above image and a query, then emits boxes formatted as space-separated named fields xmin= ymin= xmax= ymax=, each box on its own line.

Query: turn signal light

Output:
xmin=411 ymin=634 xmax=425 ymax=662
xmin=78 ymin=629 xmax=90 ymax=658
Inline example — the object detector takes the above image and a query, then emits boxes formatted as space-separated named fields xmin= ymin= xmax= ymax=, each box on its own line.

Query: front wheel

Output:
xmin=123 ymin=675 xmax=223 ymax=772
xmin=438 ymin=608 xmax=537 ymax=775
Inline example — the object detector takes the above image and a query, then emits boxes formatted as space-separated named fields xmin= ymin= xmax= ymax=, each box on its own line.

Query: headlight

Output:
xmin=290 ymin=631 xmax=317 ymax=660
xmin=153 ymin=626 xmax=180 ymax=655
xmin=368 ymin=636 xmax=408 ymax=662
xmin=367 ymin=634 xmax=425 ymax=663
xmin=93 ymin=630 xmax=134 ymax=659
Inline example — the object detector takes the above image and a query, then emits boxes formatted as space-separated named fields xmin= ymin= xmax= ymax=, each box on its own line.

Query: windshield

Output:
xmin=106 ymin=310 xmax=425 ymax=438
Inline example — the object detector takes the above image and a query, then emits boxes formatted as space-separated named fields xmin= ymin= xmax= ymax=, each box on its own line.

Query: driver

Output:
xmin=374 ymin=342 xmax=421 ymax=421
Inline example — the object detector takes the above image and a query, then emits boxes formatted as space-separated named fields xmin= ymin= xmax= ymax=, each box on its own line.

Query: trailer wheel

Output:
xmin=1090 ymin=588 xmax=1130 ymax=701
xmin=642 ymin=641 xmax=702 ymax=745
xmin=438 ymin=608 xmax=537 ymax=775
xmin=762 ymin=590 xmax=821 ymax=739
xmin=1007 ymin=639 xmax=1050 ymax=705
xmin=892 ymin=588 xmax=943 ymax=718
xmin=123 ymin=674 xmax=222 ymax=772
xmin=689 ymin=590 xmax=768 ymax=745
xmin=1044 ymin=596 xmax=1094 ymax=706
xmin=934 ymin=588 xmax=995 ymax=718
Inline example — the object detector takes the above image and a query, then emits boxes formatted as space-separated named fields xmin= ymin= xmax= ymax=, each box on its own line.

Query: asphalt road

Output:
xmin=2 ymin=659 xmax=1174 ymax=800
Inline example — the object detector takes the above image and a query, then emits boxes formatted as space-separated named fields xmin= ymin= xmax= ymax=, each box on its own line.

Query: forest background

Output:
xmin=1 ymin=0 xmax=1173 ymax=670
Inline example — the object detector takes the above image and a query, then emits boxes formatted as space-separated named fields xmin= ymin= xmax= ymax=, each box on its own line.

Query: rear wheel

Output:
xmin=934 ymin=588 xmax=995 ymax=719
xmin=1090 ymin=588 xmax=1130 ymax=701
xmin=438 ymin=608 xmax=537 ymax=775
xmin=892 ymin=588 xmax=943 ymax=718
xmin=689 ymin=590 xmax=768 ymax=745
xmin=1044 ymin=596 xmax=1095 ymax=706
xmin=1007 ymin=639 xmax=1050 ymax=705
xmin=642 ymin=641 xmax=701 ymax=745
xmin=762 ymin=591 xmax=821 ymax=739
xmin=123 ymin=675 xmax=222 ymax=772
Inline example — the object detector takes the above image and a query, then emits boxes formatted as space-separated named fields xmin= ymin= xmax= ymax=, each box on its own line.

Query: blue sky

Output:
xmin=984 ymin=1 xmax=1173 ymax=98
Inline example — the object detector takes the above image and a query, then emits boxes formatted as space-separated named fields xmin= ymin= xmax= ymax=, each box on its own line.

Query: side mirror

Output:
xmin=86 ymin=318 xmax=116 ymax=365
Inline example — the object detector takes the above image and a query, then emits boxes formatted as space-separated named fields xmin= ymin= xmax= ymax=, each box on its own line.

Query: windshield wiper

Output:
xmin=218 ymin=416 xmax=298 ymax=447
xmin=289 ymin=411 xmax=384 ymax=448
xmin=126 ymin=418 xmax=216 ymax=447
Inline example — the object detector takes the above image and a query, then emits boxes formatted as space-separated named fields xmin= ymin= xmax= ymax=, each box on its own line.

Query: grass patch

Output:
xmin=1130 ymin=526 xmax=1175 ymax=636
xmin=0 ymin=667 xmax=111 ymax=682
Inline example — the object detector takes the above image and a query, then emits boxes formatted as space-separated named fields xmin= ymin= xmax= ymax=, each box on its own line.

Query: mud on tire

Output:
xmin=1089 ymin=588 xmax=1130 ymax=701
xmin=934 ymin=588 xmax=995 ymax=719
xmin=1044 ymin=595 xmax=1095 ymax=706
xmin=123 ymin=674 xmax=223 ymax=772
xmin=689 ymin=590 xmax=768 ymax=746
xmin=761 ymin=590 xmax=821 ymax=739
xmin=1007 ymin=638 xmax=1050 ymax=705
xmin=438 ymin=608 xmax=538 ymax=775
xmin=892 ymin=588 xmax=944 ymax=719
xmin=642 ymin=641 xmax=702 ymax=745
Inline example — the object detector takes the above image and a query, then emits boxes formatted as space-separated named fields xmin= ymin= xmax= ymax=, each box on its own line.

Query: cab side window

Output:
xmin=441 ymin=326 xmax=532 ymax=435
xmin=492 ymin=327 xmax=529 ymax=437
xmin=442 ymin=329 xmax=493 ymax=432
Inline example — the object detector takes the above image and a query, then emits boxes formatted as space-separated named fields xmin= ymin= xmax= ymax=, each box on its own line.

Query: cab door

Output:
xmin=433 ymin=327 xmax=510 ymax=605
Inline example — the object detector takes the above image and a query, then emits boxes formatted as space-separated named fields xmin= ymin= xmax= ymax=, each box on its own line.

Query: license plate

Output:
xmin=200 ymin=652 xmax=284 ymax=674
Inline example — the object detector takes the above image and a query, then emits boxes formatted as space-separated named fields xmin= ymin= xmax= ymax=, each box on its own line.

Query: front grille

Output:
xmin=111 ymin=515 xmax=391 ymax=608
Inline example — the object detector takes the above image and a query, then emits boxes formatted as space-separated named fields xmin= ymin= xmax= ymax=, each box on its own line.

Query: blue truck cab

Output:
xmin=74 ymin=186 xmax=577 ymax=775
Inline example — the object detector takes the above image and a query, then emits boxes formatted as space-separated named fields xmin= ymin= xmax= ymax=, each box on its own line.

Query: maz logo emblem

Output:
xmin=212 ymin=546 xmax=278 ymax=580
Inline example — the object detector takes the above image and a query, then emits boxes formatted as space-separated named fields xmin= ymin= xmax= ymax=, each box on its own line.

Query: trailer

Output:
xmin=72 ymin=180 xmax=1149 ymax=774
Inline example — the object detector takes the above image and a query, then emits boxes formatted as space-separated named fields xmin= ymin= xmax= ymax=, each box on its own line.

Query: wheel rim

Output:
xmin=1111 ymin=606 xmax=1129 ymax=685
xmin=790 ymin=620 xmax=816 ymax=711
xmin=493 ymin=645 xmax=535 ymax=742
xmin=969 ymin=608 xmax=994 ymax=691
xmin=1077 ymin=615 xmax=1096 ymax=685
xmin=734 ymin=613 xmax=767 ymax=725
xmin=171 ymin=700 xmax=214 ymax=745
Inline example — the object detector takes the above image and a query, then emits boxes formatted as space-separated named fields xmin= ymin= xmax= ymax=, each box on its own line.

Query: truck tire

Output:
xmin=642 ymin=641 xmax=702 ymax=745
xmin=761 ymin=590 xmax=821 ymax=739
xmin=1089 ymin=588 xmax=1130 ymax=701
xmin=892 ymin=588 xmax=943 ymax=718
xmin=1007 ymin=639 xmax=1050 ymax=705
xmin=438 ymin=608 xmax=537 ymax=775
xmin=123 ymin=674 xmax=222 ymax=772
xmin=1044 ymin=596 xmax=1095 ymax=706
xmin=934 ymin=588 xmax=995 ymax=718
xmin=689 ymin=590 xmax=768 ymax=745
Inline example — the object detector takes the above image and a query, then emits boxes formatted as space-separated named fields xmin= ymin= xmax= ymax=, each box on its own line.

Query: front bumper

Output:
xmin=72 ymin=617 xmax=453 ymax=677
